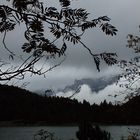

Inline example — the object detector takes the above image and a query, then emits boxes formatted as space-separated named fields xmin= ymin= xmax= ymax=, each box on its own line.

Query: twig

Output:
xmin=2 ymin=30 xmax=15 ymax=56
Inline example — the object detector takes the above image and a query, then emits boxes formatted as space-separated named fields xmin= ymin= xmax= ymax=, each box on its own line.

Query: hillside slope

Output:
xmin=0 ymin=84 xmax=140 ymax=125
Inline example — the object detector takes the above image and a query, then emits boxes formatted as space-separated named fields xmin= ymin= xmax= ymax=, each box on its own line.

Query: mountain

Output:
xmin=57 ymin=76 xmax=118 ymax=93
xmin=0 ymin=84 xmax=36 ymax=95
xmin=0 ymin=84 xmax=90 ymax=124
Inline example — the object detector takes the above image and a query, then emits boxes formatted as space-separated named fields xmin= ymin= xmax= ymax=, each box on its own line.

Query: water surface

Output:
xmin=0 ymin=125 xmax=140 ymax=140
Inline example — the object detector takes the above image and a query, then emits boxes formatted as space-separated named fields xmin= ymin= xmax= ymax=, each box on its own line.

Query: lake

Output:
xmin=0 ymin=126 xmax=140 ymax=140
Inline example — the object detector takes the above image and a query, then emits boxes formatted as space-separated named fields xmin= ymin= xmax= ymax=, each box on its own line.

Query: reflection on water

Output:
xmin=102 ymin=125 xmax=140 ymax=140
xmin=0 ymin=126 xmax=140 ymax=140
xmin=0 ymin=126 xmax=78 ymax=140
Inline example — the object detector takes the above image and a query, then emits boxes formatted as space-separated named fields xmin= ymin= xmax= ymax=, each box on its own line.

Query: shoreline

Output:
xmin=0 ymin=121 xmax=140 ymax=127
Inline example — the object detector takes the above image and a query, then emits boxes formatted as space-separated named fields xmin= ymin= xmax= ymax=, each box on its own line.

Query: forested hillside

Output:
xmin=0 ymin=84 xmax=140 ymax=125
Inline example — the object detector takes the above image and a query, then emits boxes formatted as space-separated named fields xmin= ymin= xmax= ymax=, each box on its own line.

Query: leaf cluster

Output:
xmin=82 ymin=16 xmax=117 ymax=36
xmin=117 ymin=26 xmax=140 ymax=100
xmin=93 ymin=53 xmax=117 ymax=71
xmin=127 ymin=33 xmax=140 ymax=53
xmin=59 ymin=0 xmax=71 ymax=7
xmin=0 ymin=0 xmax=118 ymax=81
xmin=12 ymin=0 xmax=40 ymax=12
xmin=0 ymin=1 xmax=118 ymax=58
xmin=0 ymin=6 xmax=16 ymax=32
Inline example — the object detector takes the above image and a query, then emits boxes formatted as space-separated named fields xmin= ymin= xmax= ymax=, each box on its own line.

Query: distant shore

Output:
xmin=0 ymin=121 xmax=140 ymax=127
xmin=0 ymin=121 xmax=78 ymax=127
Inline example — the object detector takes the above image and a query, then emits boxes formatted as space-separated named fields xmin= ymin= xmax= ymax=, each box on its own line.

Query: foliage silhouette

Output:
xmin=118 ymin=26 xmax=140 ymax=101
xmin=34 ymin=126 xmax=111 ymax=140
xmin=76 ymin=122 xmax=111 ymax=140
xmin=127 ymin=127 xmax=140 ymax=140
xmin=34 ymin=129 xmax=56 ymax=140
xmin=0 ymin=0 xmax=117 ymax=81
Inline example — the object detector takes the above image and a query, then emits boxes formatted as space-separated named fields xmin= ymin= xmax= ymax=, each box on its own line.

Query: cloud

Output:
xmin=25 ymin=64 xmax=120 ymax=91
xmin=0 ymin=0 xmax=139 ymax=94
xmin=57 ymin=83 xmax=125 ymax=105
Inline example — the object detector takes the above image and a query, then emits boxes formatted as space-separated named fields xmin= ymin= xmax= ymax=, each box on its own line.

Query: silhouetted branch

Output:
xmin=0 ymin=0 xmax=118 ymax=81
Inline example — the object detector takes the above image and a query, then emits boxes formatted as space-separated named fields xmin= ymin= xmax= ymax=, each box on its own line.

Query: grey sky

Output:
xmin=0 ymin=0 xmax=140 ymax=103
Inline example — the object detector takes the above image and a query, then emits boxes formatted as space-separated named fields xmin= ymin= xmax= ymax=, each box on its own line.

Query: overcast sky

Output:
xmin=0 ymin=0 xmax=140 ymax=103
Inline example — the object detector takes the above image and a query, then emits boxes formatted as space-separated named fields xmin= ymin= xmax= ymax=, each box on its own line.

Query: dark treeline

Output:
xmin=0 ymin=84 xmax=140 ymax=125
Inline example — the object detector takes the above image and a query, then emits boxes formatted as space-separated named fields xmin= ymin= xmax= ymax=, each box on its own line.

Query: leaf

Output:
xmin=0 ymin=21 xmax=15 ymax=32
xmin=48 ymin=7 xmax=57 ymax=11
xmin=12 ymin=0 xmax=39 ymax=12
xmin=45 ymin=7 xmax=59 ymax=19
xmin=100 ymin=53 xmax=117 ymax=65
xmin=59 ymin=0 xmax=70 ymax=7
xmin=93 ymin=56 xmax=100 ymax=72
xmin=24 ymin=30 xmax=31 ymax=40
xmin=9 ymin=54 xmax=14 ymax=60
xmin=22 ymin=42 xmax=32 ymax=53
xmin=41 ymin=43 xmax=60 ymax=54
xmin=100 ymin=23 xmax=118 ymax=36
xmin=29 ymin=18 xmax=44 ymax=32
xmin=64 ymin=19 xmax=76 ymax=26
xmin=100 ymin=16 xmax=110 ymax=21
xmin=0 ymin=6 xmax=12 ymax=18
xmin=74 ymin=8 xmax=88 ymax=20
xmin=81 ymin=21 xmax=96 ymax=31
xmin=59 ymin=42 xmax=67 ymax=56
xmin=64 ymin=33 xmax=80 ymax=44
xmin=50 ymin=24 xmax=61 ymax=38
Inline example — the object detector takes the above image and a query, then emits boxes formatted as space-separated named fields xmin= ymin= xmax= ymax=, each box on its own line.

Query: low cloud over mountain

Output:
xmin=57 ymin=76 xmax=118 ymax=94
xmin=35 ymin=75 xmax=123 ymax=104
xmin=56 ymin=76 xmax=124 ymax=104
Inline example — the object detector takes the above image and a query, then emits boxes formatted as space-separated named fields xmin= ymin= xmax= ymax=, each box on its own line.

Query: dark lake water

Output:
xmin=0 ymin=126 xmax=140 ymax=140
